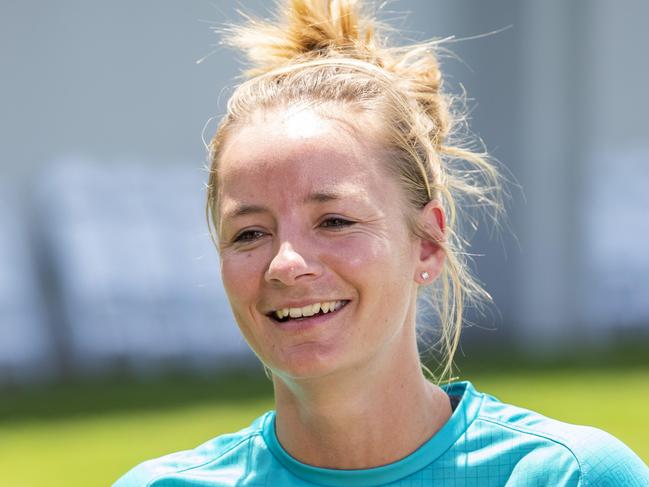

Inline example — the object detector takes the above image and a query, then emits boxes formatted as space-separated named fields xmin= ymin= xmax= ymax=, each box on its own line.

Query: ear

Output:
xmin=415 ymin=199 xmax=446 ymax=284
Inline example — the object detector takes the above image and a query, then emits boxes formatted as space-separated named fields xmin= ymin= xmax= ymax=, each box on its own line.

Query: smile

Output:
xmin=268 ymin=300 xmax=349 ymax=323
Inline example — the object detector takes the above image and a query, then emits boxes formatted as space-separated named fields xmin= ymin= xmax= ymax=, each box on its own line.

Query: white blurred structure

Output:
xmin=581 ymin=147 xmax=649 ymax=328
xmin=0 ymin=194 xmax=52 ymax=382
xmin=33 ymin=159 xmax=253 ymax=376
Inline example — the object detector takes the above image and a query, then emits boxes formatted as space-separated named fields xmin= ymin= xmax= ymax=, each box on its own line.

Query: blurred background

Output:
xmin=2 ymin=0 xmax=648 ymax=485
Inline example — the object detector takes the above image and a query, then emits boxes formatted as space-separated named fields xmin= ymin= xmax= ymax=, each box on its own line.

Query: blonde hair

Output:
xmin=206 ymin=0 xmax=503 ymax=382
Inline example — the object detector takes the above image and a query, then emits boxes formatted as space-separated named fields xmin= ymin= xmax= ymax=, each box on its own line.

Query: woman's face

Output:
xmin=217 ymin=107 xmax=423 ymax=380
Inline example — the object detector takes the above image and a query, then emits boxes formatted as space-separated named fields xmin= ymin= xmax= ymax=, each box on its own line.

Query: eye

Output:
xmin=233 ymin=229 xmax=266 ymax=243
xmin=319 ymin=216 xmax=355 ymax=229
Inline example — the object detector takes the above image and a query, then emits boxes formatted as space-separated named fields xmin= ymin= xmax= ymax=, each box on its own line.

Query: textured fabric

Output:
xmin=114 ymin=381 xmax=649 ymax=486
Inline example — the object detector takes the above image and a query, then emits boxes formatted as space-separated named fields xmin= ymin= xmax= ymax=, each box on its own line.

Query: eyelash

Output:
xmin=232 ymin=217 xmax=354 ymax=244
xmin=320 ymin=217 xmax=355 ymax=229
xmin=233 ymin=229 xmax=266 ymax=243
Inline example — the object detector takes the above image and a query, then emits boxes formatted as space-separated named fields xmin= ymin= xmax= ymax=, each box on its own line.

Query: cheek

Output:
xmin=220 ymin=251 xmax=264 ymax=310
xmin=333 ymin=233 xmax=414 ymax=278
xmin=220 ymin=252 xmax=271 ymax=357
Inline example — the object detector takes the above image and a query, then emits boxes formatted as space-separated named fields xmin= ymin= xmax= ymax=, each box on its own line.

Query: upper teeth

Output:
xmin=274 ymin=300 xmax=344 ymax=320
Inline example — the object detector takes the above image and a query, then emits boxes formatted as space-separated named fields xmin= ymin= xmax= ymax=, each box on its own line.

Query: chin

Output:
xmin=270 ymin=344 xmax=347 ymax=381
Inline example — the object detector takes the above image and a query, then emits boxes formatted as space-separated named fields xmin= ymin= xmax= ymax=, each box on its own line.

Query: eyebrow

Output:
xmin=223 ymin=204 xmax=269 ymax=220
xmin=303 ymin=191 xmax=343 ymax=204
xmin=223 ymin=190 xmax=354 ymax=220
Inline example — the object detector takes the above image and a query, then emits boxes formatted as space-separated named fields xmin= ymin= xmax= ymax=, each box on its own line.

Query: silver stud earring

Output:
xmin=421 ymin=271 xmax=430 ymax=280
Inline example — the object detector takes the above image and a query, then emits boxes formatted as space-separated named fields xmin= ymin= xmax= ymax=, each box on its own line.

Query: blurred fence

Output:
xmin=0 ymin=194 xmax=51 ymax=382
xmin=0 ymin=159 xmax=254 ymax=385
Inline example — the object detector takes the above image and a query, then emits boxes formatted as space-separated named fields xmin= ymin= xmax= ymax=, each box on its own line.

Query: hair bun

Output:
xmin=225 ymin=0 xmax=381 ymax=77
xmin=224 ymin=0 xmax=446 ymax=139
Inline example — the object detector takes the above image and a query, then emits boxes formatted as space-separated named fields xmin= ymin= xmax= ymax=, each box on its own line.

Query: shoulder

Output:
xmin=473 ymin=388 xmax=649 ymax=486
xmin=112 ymin=412 xmax=273 ymax=487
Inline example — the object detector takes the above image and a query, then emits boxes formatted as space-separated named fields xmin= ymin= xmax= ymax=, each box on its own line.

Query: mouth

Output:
xmin=266 ymin=300 xmax=350 ymax=323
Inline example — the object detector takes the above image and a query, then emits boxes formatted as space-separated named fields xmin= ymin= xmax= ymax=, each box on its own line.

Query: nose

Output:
xmin=264 ymin=241 xmax=320 ymax=286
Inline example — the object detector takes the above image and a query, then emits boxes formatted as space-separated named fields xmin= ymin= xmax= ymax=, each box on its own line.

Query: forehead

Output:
xmin=218 ymin=108 xmax=392 ymax=211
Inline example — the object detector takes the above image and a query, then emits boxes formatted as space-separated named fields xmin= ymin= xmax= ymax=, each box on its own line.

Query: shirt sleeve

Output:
xmin=580 ymin=429 xmax=649 ymax=486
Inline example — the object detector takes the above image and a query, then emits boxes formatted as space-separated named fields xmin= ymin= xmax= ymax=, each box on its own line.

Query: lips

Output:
xmin=267 ymin=300 xmax=349 ymax=323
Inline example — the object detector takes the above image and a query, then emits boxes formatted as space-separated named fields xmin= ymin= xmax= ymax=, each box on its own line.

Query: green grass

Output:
xmin=1 ymin=368 xmax=647 ymax=487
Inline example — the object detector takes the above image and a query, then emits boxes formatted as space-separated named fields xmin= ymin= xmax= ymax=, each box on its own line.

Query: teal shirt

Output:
xmin=114 ymin=381 xmax=649 ymax=486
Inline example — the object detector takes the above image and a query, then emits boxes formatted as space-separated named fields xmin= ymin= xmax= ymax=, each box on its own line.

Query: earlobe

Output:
xmin=415 ymin=200 xmax=446 ymax=283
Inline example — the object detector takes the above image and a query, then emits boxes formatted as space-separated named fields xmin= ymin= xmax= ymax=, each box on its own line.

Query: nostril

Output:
xmin=265 ymin=243 xmax=321 ymax=285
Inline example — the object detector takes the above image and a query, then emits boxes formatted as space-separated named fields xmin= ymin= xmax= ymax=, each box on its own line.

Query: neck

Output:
xmin=272 ymin=333 xmax=452 ymax=469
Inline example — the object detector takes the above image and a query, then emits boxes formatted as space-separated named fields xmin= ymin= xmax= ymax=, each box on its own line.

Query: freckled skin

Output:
xmin=217 ymin=108 xmax=422 ymax=381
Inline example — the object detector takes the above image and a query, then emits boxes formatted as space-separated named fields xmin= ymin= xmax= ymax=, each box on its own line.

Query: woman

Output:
xmin=115 ymin=1 xmax=649 ymax=485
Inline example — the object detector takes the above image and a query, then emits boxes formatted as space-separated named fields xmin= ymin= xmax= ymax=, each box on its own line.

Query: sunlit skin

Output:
xmin=217 ymin=106 xmax=451 ymax=469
